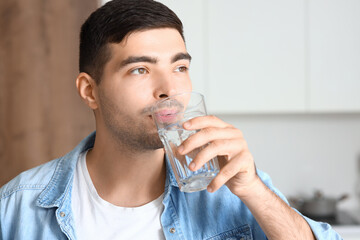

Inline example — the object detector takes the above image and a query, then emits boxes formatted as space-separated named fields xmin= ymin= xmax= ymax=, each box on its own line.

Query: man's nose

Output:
xmin=153 ymin=74 xmax=177 ymax=100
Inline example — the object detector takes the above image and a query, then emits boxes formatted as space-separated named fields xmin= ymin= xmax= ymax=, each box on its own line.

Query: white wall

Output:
xmin=218 ymin=113 xmax=360 ymax=210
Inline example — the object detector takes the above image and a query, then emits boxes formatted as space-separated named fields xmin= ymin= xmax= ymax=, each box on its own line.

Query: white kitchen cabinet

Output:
xmin=308 ymin=0 xmax=360 ymax=112
xmin=157 ymin=0 xmax=206 ymax=94
xmin=206 ymin=0 xmax=306 ymax=113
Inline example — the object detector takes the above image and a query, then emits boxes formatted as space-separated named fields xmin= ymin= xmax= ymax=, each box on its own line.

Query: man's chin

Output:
xmin=142 ymin=134 xmax=164 ymax=150
xmin=149 ymin=140 xmax=164 ymax=150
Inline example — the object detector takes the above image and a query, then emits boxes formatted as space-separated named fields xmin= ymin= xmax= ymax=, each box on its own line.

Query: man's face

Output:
xmin=95 ymin=28 xmax=192 ymax=151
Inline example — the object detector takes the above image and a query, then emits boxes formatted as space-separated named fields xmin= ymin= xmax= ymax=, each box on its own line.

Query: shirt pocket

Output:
xmin=205 ymin=224 xmax=253 ymax=240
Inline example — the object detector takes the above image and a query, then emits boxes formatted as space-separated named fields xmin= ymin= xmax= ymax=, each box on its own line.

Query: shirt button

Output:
xmin=59 ymin=212 xmax=66 ymax=218
xmin=169 ymin=227 xmax=176 ymax=234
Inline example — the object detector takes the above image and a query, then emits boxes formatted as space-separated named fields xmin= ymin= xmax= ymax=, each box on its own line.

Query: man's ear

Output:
xmin=76 ymin=72 xmax=98 ymax=110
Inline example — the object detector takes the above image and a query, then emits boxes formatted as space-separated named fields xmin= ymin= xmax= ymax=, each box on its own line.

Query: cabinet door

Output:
xmin=309 ymin=0 xmax=360 ymax=112
xmin=157 ymin=0 xmax=206 ymax=94
xmin=206 ymin=0 xmax=306 ymax=113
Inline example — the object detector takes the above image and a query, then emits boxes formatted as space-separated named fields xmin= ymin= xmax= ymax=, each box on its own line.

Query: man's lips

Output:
xmin=154 ymin=109 xmax=178 ymax=123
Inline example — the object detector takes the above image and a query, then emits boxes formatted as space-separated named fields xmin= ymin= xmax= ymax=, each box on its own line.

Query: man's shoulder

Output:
xmin=0 ymin=158 xmax=60 ymax=200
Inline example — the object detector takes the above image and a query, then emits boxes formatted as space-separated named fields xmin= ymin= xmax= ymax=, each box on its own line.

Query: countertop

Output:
xmin=333 ymin=225 xmax=360 ymax=240
xmin=333 ymin=209 xmax=360 ymax=240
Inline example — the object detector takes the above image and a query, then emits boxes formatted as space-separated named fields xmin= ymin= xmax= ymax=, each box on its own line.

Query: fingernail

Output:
xmin=207 ymin=186 xmax=213 ymax=193
xmin=178 ymin=145 xmax=184 ymax=153
xmin=189 ymin=162 xmax=196 ymax=170
xmin=183 ymin=122 xmax=191 ymax=129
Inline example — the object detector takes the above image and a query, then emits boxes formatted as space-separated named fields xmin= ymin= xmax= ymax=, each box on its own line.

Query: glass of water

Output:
xmin=152 ymin=92 xmax=220 ymax=192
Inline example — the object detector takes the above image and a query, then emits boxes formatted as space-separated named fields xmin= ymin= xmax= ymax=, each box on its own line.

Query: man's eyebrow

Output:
xmin=171 ymin=52 xmax=192 ymax=63
xmin=119 ymin=56 xmax=157 ymax=69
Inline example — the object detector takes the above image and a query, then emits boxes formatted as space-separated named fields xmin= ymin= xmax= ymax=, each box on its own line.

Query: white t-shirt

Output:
xmin=71 ymin=150 xmax=166 ymax=240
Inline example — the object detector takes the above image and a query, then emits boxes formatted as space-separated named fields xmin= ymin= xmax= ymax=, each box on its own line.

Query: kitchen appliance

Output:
xmin=289 ymin=191 xmax=359 ymax=226
xmin=309 ymin=210 xmax=359 ymax=226
xmin=301 ymin=191 xmax=348 ymax=218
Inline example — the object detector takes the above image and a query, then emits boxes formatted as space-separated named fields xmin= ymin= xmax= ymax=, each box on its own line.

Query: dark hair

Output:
xmin=79 ymin=0 xmax=184 ymax=84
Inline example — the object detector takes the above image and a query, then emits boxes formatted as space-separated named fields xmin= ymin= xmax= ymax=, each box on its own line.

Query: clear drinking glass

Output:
xmin=152 ymin=92 xmax=220 ymax=192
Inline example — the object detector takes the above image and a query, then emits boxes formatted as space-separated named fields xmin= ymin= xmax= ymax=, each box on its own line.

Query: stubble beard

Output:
xmin=101 ymin=101 xmax=164 ymax=152
xmin=97 ymin=86 xmax=166 ymax=152
xmin=105 ymin=114 xmax=164 ymax=152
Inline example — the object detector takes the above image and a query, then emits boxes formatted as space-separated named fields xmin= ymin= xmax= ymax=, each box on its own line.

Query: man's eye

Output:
xmin=175 ymin=66 xmax=188 ymax=73
xmin=131 ymin=68 xmax=148 ymax=75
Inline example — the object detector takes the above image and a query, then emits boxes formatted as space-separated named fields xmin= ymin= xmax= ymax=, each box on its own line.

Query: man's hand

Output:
xmin=178 ymin=115 xmax=316 ymax=240
xmin=178 ymin=115 xmax=260 ymax=197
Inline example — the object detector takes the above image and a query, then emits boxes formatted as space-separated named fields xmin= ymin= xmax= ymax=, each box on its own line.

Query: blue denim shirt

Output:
xmin=0 ymin=132 xmax=342 ymax=239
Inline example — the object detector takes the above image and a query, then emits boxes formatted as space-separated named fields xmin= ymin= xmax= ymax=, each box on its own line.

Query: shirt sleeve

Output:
xmin=256 ymin=168 xmax=343 ymax=240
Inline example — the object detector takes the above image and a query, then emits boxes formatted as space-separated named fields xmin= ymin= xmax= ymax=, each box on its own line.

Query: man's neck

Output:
xmin=86 ymin=131 xmax=166 ymax=208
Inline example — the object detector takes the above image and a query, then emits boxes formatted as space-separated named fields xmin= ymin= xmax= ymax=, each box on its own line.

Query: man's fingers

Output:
xmin=207 ymin=151 xmax=253 ymax=193
xmin=188 ymin=138 xmax=247 ymax=171
xmin=178 ymin=126 xmax=243 ymax=155
xmin=183 ymin=115 xmax=234 ymax=130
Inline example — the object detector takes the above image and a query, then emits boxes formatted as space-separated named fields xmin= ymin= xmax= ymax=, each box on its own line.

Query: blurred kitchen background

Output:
xmin=1 ymin=0 xmax=360 ymax=237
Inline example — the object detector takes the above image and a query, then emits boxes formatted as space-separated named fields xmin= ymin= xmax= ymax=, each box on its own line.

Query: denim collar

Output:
xmin=36 ymin=131 xmax=178 ymax=208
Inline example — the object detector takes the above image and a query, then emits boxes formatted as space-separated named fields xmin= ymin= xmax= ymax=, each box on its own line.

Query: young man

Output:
xmin=0 ymin=0 xmax=341 ymax=239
